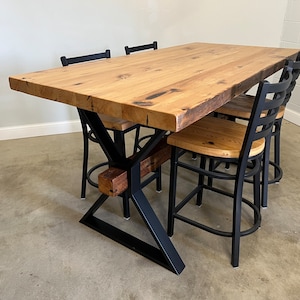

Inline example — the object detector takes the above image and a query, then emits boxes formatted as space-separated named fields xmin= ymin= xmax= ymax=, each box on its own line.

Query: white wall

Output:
xmin=281 ymin=0 xmax=300 ymax=125
xmin=2 ymin=0 xmax=297 ymax=140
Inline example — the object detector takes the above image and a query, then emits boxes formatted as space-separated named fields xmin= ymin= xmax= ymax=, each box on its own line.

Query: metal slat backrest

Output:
xmin=124 ymin=41 xmax=158 ymax=55
xmin=240 ymin=66 xmax=293 ymax=165
xmin=279 ymin=55 xmax=300 ymax=106
xmin=60 ymin=49 xmax=111 ymax=66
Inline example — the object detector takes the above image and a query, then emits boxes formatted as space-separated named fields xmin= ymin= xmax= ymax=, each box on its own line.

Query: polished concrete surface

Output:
xmin=1 ymin=120 xmax=300 ymax=300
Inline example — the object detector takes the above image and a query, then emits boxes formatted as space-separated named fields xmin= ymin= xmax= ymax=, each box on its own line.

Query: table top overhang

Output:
xmin=9 ymin=42 xmax=299 ymax=132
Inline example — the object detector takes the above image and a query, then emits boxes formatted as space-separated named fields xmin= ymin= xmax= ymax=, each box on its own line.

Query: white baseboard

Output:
xmin=0 ymin=120 xmax=82 ymax=141
xmin=284 ymin=108 xmax=300 ymax=126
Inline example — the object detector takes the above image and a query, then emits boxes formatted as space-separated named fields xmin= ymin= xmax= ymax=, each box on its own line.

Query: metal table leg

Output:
xmin=79 ymin=109 xmax=185 ymax=275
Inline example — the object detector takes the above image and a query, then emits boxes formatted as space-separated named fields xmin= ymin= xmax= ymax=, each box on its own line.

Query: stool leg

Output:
xmin=262 ymin=136 xmax=271 ymax=207
xmin=231 ymin=195 xmax=242 ymax=268
xmin=274 ymin=119 xmax=282 ymax=182
xmin=231 ymin=174 xmax=244 ymax=267
xmin=154 ymin=129 xmax=163 ymax=192
xmin=253 ymin=159 xmax=261 ymax=224
xmin=196 ymin=156 xmax=206 ymax=206
xmin=207 ymin=158 xmax=214 ymax=187
xmin=168 ymin=147 xmax=179 ymax=236
xmin=156 ymin=166 xmax=162 ymax=192
xmin=78 ymin=114 xmax=89 ymax=200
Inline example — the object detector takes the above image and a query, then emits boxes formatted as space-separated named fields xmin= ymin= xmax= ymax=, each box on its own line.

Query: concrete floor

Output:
xmin=1 ymin=120 xmax=300 ymax=300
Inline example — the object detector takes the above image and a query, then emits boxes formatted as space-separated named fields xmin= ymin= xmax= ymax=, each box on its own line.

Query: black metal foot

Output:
xmin=80 ymin=192 xmax=185 ymax=275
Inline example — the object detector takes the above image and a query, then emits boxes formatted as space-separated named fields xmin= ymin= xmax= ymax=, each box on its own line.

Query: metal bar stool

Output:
xmin=167 ymin=66 xmax=293 ymax=267
xmin=61 ymin=50 xmax=140 ymax=219
xmin=214 ymin=55 xmax=300 ymax=207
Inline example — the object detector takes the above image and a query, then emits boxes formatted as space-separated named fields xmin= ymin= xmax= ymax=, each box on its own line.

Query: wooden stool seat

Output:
xmin=167 ymin=116 xmax=265 ymax=159
xmin=215 ymin=94 xmax=285 ymax=120
xmin=98 ymin=113 xmax=136 ymax=131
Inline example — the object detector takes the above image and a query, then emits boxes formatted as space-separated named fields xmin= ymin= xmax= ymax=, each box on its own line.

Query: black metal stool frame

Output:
xmin=167 ymin=67 xmax=293 ymax=267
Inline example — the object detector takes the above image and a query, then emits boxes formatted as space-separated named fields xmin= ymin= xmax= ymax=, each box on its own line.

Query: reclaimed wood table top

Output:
xmin=9 ymin=42 xmax=299 ymax=132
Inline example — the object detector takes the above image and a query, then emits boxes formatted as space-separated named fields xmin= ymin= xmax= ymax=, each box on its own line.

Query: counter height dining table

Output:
xmin=9 ymin=42 xmax=299 ymax=274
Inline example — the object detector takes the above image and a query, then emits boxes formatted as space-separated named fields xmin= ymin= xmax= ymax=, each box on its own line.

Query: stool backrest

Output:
xmin=237 ymin=65 xmax=293 ymax=182
xmin=125 ymin=41 xmax=158 ymax=55
xmin=60 ymin=49 xmax=111 ymax=66
xmin=59 ymin=49 xmax=112 ymax=158
xmin=279 ymin=54 xmax=300 ymax=106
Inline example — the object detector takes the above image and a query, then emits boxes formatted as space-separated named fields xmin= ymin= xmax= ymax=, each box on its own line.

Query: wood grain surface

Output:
xmin=9 ymin=43 xmax=299 ymax=132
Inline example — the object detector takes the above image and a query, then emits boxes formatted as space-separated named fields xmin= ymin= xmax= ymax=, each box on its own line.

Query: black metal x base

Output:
xmin=78 ymin=109 xmax=185 ymax=275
